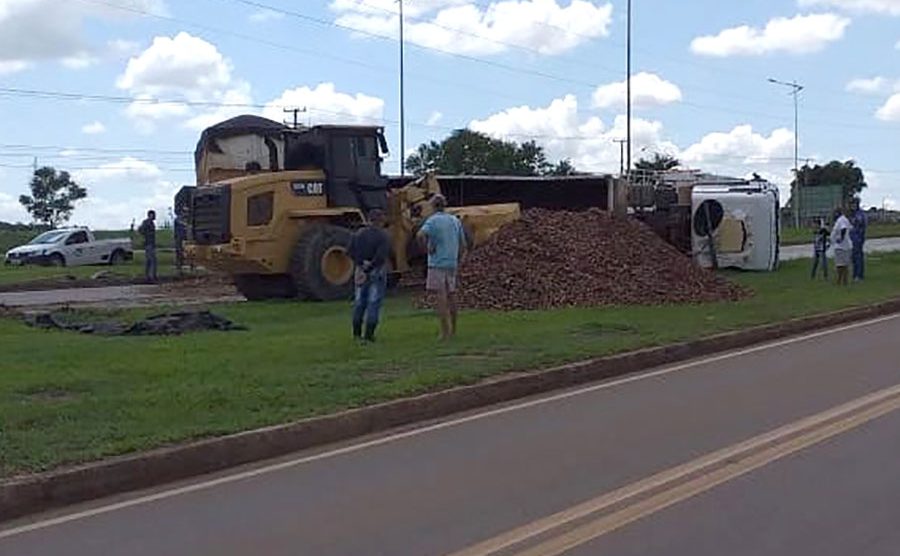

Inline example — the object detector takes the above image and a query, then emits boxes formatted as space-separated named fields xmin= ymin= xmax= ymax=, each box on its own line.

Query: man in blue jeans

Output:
xmin=348 ymin=209 xmax=391 ymax=342
xmin=850 ymin=199 xmax=867 ymax=281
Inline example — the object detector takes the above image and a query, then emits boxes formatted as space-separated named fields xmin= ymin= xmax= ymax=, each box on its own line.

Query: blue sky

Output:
xmin=0 ymin=0 xmax=898 ymax=228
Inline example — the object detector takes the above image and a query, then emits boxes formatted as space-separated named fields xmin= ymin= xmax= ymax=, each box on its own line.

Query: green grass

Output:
xmin=781 ymin=222 xmax=900 ymax=246
xmin=2 ymin=254 xmax=900 ymax=477
xmin=0 ymin=251 xmax=178 ymax=286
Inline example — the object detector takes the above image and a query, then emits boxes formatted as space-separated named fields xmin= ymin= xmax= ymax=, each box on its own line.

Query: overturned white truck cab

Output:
xmin=690 ymin=178 xmax=780 ymax=272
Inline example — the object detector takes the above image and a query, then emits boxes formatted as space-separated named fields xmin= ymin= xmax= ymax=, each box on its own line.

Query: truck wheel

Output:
xmin=290 ymin=224 xmax=354 ymax=301
xmin=109 ymin=250 xmax=126 ymax=266
xmin=48 ymin=253 xmax=66 ymax=267
xmin=234 ymin=274 xmax=296 ymax=301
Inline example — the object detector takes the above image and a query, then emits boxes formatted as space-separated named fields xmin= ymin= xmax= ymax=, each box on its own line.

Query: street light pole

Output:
xmin=768 ymin=77 xmax=804 ymax=228
xmin=625 ymin=0 xmax=632 ymax=177
xmin=613 ymin=138 xmax=627 ymax=176
xmin=398 ymin=0 xmax=406 ymax=176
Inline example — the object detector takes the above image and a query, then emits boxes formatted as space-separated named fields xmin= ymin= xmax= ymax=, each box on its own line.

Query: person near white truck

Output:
xmin=4 ymin=228 xmax=133 ymax=268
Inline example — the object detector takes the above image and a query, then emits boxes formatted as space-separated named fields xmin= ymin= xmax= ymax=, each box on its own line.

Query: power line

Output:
xmin=323 ymin=0 xmax=624 ymax=77
xmin=0 ymin=162 xmax=195 ymax=172
xmin=67 ymin=0 xmax=888 ymax=129
xmin=4 ymin=82 xmax=892 ymax=138
xmin=326 ymin=0 xmax=885 ymax=119
xmin=0 ymin=142 xmax=191 ymax=155
xmin=71 ymin=0 xmax=556 ymax=105
xmin=214 ymin=0 xmax=606 ymax=89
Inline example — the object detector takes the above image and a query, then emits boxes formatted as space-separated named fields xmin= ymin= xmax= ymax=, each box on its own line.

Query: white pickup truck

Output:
xmin=4 ymin=228 xmax=133 ymax=267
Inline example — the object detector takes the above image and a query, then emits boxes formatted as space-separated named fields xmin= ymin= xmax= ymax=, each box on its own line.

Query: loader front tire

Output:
xmin=290 ymin=224 xmax=355 ymax=301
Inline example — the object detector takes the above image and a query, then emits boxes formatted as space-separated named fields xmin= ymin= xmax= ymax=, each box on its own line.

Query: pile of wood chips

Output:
xmin=451 ymin=208 xmax=749 ymax=311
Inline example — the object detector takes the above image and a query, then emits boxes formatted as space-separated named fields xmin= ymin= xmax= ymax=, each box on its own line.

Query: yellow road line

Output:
xmin=449 ymin=381 xmax=900 ymax=556
xmin=513 ymin=393 xmax=900 ymax=556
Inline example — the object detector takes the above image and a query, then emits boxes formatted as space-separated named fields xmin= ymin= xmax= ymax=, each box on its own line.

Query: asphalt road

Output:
xmin=780 ymin=236 xmax=900 ymax=261
xmin=2 ymin=314 xmax=899 ymax=556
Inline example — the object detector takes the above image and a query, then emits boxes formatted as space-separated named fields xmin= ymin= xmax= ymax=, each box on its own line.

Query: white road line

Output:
xmin=1 ymin=312 xmax=897 ymax=540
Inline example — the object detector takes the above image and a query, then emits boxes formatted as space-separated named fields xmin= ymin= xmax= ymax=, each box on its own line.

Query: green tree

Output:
xmin=793 ymin=160 xmax=866 ymax=203
xmin=19 ymin=167 xmax=88 ymax=227
xmin=547 ymin=158 xmax=578 ymax=176
xmin=405 ymin=129 xmax=576 ymax=176
xmin=634 ymin=153 xmax=680 ymax=172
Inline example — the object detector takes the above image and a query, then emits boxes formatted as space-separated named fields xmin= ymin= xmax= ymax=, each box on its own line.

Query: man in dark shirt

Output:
xmin=137 ymin=210 xmax=157 ymax=283
xmin=347 ymin=209 xmax=391 ymax=342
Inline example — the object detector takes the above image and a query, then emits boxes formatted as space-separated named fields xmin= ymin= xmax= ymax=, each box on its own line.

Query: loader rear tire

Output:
xmin=234 ymin=274 xmax=296 ymax=301
xmin=290 ymin=224 xmax=354 ymax=301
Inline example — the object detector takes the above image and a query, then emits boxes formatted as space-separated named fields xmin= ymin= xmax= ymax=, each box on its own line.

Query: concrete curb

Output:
xmin=3 ymin=299 xmax=900 ymax=522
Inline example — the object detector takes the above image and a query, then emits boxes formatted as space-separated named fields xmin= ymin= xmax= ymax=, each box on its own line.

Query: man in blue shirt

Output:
xmin=418 ymin=195 xmax=468 ymax=340
xmin=849 ymin=199 xmax=867 ymax=281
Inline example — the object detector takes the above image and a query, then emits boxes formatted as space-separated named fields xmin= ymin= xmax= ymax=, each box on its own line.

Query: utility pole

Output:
xmin=625 ymin=0 xmax=632 ymax=178
xmin=283 ymin=107 xmax=306 ymax=129
xmin=768 ymin=78 xmax=804 ymax=228
xmin=398 ymin=0 xmax=406 ymax=175
xmin=613 ymin=138 xmax=627 ymax=176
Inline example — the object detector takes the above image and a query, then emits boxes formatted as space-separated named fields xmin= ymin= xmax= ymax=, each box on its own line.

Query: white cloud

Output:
xmin=0 ymin=0 xmax=167 ymax=70
xmin=592 ymin=72 xmax=683 ymax=109
xmin=680 ymin=125 xmax=794 ymax=167
xmin=876 ymin=93 xmax=900 ymax=121
xmin=0 ymin=60 xmax=29 ymax=74
xmin=249 ymin=8 xmax=285 ymax=22
xmin=426 ymin=111 xmax=444 ymax=126
xmin=117 ymin=32 xmax=233 ymax=94
xmin=262 ymin=83 xmax=385 ymax=126
xmin=61 ymin=52 xmax=99 ymax=69
xmin=117 ymin=32 xmax=251 ymax=132
xmin=468 ymin=93 xmax=801 ymax=194
xmin=185 ymin=83 xmax=254 ymax=131
xmin=469 ymin=94 xmax=678 ymax=172
xmin=861 ymin=171 xmax=899 ymax=211
xmin=846 ymin=76 xmax=891 ymax=93
xmin=691 ymin=13 xmax=850 ymax=57
xmin=0 ymin=192 xmax=29 ymax=224
xmin=81 ymin=121 xmax=107 ymax=135
xmin=71 ymin=157 xmax=179 ymax=228
xmin=332 ymin=0 xmax=614 ymax=56
xmin=798 ymin=0 xmax=900 ymax=15
xmin=75 ymin=157 xmax=163 ymax=184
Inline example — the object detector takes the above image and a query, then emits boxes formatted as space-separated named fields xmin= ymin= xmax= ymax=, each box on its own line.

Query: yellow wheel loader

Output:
xmin=179 ymin=116 xmax=520 ymax=301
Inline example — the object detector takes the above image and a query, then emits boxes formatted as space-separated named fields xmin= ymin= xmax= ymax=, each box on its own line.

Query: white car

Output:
xmin=4 ymin=228 xmax=133 ymax=267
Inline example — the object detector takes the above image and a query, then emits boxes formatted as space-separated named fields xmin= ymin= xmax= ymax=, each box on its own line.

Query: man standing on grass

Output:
xmin=138 ymin=209 xmax=158 ymax=284
xmin=348 ymin=209 xmax=391 ymax=343
xmin=418 ymin=194 xmax=467 ymax=341
xmin=831 ymin=207 xmax=852 ymax=287
xmin=850 ymin=199 xmax=868 ymax=281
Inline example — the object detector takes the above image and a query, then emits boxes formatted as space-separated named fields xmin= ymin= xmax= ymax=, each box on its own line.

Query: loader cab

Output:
xmin=284 ymin=125 xmax=390 ymax=212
